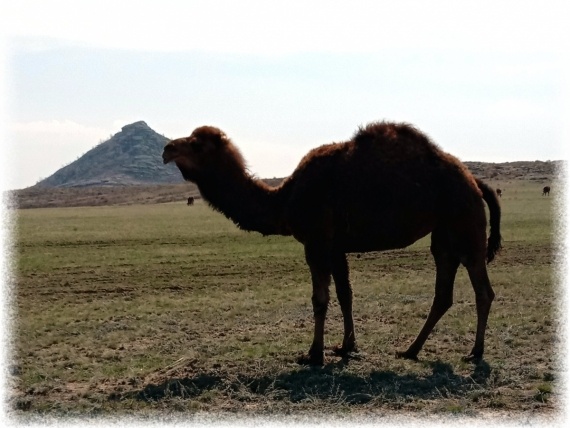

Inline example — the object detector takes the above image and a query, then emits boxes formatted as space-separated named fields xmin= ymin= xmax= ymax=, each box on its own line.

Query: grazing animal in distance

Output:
xmin=162 ymin=121 xmax=502 ymax=365
xmin=496 ymin=188 xmax=502 ymax=198
xmin=542 ymin=186 xmax=550 ymax=196
xmin=187 ymin=196 xmax=195 ymax=205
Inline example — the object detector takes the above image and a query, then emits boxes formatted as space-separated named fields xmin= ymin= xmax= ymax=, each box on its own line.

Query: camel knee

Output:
xmin=311 ymin=292 xmax=329 ymax=317
xmin=475 ymin=287 xmax=495 ymax=308
xmin=482 ymin=286 xmax=495 ymax=302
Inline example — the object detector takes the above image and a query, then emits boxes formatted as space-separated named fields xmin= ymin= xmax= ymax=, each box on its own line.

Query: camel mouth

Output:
xmin=162 ymin=151 xmax=174 ymax=164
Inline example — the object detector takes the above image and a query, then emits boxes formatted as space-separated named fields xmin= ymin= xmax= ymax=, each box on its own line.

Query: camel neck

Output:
xmin=196 ymin=170 xmax=290 ymax=237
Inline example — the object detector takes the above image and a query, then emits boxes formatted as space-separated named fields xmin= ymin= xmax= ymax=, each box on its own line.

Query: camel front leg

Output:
xmin=331 ymin=252 xmax=357 ymax=355
xmin=298 ymin=244 xmax=331 ymax=366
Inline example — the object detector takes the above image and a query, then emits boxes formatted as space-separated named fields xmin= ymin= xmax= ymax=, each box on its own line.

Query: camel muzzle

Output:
xmin=162 ymin=152 xmax=172 ymax=164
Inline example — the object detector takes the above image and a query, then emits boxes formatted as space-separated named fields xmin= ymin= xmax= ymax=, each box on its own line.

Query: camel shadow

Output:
xmin=126 ymin=359 xmax=492 ymax=405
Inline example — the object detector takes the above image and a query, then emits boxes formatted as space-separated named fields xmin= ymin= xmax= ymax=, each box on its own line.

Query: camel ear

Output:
xmin=190 ymin=136 xmax=221 ymax=154
xmin=201 ymin=132 xmax=227 ymax=152
xmin=190 ymin=137 xmax=205 ymax=153
xmin=208 ymin=131 xmax=226 ymax=148
xmin=189 ymin=126 xmax=226 ymax=152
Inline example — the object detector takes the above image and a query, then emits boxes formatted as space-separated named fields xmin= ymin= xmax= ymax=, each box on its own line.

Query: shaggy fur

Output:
xmin=163 ymin=121 xmax=502 ymax=365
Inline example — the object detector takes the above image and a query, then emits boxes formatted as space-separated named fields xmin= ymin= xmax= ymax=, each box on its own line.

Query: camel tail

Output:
xmin=476 ymin=178 xmax=502 ymax=263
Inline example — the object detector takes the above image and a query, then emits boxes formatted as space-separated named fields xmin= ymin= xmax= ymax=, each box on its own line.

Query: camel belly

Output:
xmin=340 ymin=229 xmax=432 ymax=253
xmin=336 ymin=210 xmax=436 ymax=253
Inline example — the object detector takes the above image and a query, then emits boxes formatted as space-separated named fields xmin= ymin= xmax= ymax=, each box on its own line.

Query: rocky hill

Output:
xmin=35 ymin=121 xmax=183 ymax=187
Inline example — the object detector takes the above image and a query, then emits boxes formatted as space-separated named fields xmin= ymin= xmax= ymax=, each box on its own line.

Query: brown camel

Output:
xmin=542 ymin=186 xmax=550 ymax=196
xmin=187 ymin=196 xmax=195 ymax=205
xmin=162 ymin=121 xmax=502 ymax=365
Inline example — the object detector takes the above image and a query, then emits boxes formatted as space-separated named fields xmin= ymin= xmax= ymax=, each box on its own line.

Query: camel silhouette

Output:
xmin=163 ymin=121 xmax=502 ymax=365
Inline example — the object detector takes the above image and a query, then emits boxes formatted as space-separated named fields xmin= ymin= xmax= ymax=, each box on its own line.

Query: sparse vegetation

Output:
xmin=8 ymin=176 xmax=561 ymax=420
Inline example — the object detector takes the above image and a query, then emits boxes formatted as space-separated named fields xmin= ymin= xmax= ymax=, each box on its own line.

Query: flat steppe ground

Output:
xmin=7 ymin=176 xmax=563 ymax=423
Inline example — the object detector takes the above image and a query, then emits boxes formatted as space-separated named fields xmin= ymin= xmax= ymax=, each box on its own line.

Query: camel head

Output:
xmin=162 ymin=126 xmax=246 ymax=182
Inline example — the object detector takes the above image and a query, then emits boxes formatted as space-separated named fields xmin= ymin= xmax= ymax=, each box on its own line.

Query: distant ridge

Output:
xmin=35 ymin=121 xmax=183 ymax=188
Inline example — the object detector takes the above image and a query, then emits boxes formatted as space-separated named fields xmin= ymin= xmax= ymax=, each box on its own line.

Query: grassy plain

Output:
xmin=9 ymin=179 xmax=560 ymax=421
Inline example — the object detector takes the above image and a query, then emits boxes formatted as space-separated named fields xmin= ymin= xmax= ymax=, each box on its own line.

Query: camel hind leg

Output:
xmin=463 ymin=258 xmax=495 ymax=361
xmin=398 ymin=218 xmax=496 ymax=362
xmin=397 ymin=233 xmax=460 ymax=360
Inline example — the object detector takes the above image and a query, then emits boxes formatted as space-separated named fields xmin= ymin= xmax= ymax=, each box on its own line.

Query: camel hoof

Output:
xmin=396 ymin=350 xmax=419 ymax=361
xmin=332 ymin=344 xmax=358 ymax=357
xmin=462 ymin=354 xmax=482 ymax=364
xmin=296 ymin=352 xmax=324 ymax=366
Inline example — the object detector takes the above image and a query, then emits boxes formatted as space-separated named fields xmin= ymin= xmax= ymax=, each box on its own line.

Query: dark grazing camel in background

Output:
xmin=542 ymin=186 xmax=550 ymax=196
xmin=163 ymin=121 xmax=502 ymax=366
xmin=187 ymin=196 xmax=195 ymax=205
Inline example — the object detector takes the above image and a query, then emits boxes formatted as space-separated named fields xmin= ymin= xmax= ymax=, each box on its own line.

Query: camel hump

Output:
xmin=353 ymin=121 xmax=441 ymax=155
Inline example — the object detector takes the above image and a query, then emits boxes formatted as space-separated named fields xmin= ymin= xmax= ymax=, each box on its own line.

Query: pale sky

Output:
xmin=1 ymin=0 xmax=569 ymax=191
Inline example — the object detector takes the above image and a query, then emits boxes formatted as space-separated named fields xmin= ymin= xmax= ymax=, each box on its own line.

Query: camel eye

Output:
xmin=191 ymin=139 xmax=204 ymax=153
